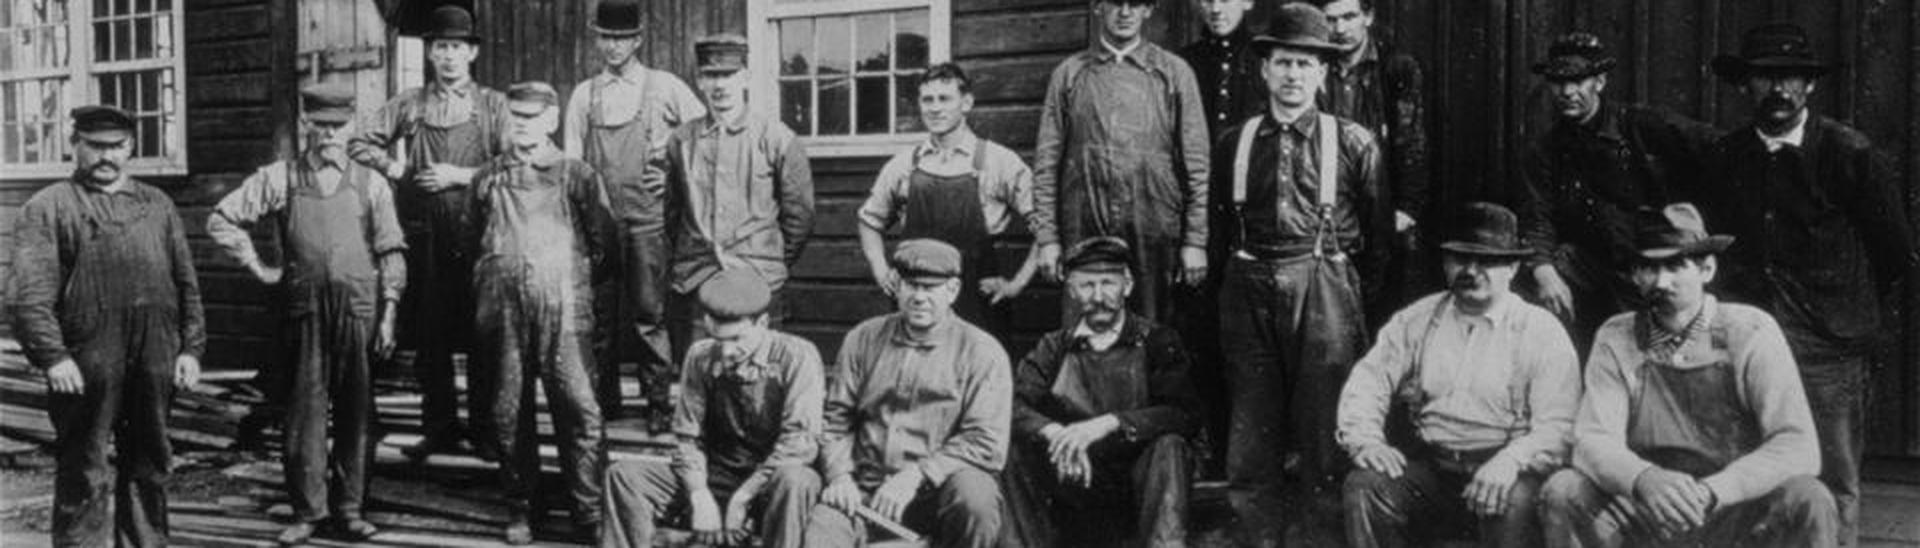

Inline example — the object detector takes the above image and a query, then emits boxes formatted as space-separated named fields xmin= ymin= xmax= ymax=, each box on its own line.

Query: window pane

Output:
xmin=818 ymin=77 xmax=850 ymax=135
xmin=113 ymin=0 xmax=127 ymax=17
xmin=895 ymin=9 xmax=928 ymax=70
xmin=137 ymin=115 xmax=156 ymax=156
xmin=814 ymin=15 xmax=848 ymax=77
xmin=895 ymin=74 xmax=922 ymax=133
xmin=115 ymin=20 xmax=131 ymax=60
xmin=780 ymin=79 xmax=810 ymax=135
xmin=133 ymin=15 xmax=152 ymax=58
xmin=778 ymin=18 xmax=812 ymax=76
xmin=854 ymin=12 xmax=888 ymax=72
xmin=855 ymin=76 xmax=888 ymax=134
xmin=91 ymin=20 xmax=107 ymax=61
xmin=139 ymin=67 xmax=157 ymax=111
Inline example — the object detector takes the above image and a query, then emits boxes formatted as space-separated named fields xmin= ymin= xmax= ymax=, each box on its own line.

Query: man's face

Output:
xmin=1322 ymin=0 xmax=1373 ymax=49
xmin=1196 ymin=0 xmax=1252 ymax=38
xmin=1261 ymin=48 xmax=1327 ymax=108
xmin=896 ymin=277 xmax=959 ymax=330
xmin=1547 ymin=74 xmax=1606 ymax=121
xmin=301 ymin=118 xmax=350 ymax=162
xmin=428 ymin=39 xmax=477 ymax=81
xmin=509 ymin=108 xmax=558 ymax=147
xmin=698 ymin=69 xmax=749 ymax=113
xmin=1741 ymin=72 xmax=1815 ymax=126
xmin=703 ymin=313 xmax=768 ymax=365
xmin=1632 ymin=255 xmax=1715 ymax=316
xmin=917 ymin=78 xmax=972 ymax=137
xmin=596 ymin=35 xmax=640 ymax=68
xmin=72 ymin=132 xmax=132 ymax=183
xmin=1096 ymin=1 xmax=1154 ymax=44
xmin=1441 ymin=252 xmax=1519 ymax=307
xmin=1066 ymin=269 xmax=1133 ymax=330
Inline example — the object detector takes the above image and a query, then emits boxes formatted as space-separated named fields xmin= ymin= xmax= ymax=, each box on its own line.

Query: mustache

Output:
xmin=1760 ymin=96 xmax=1795 ymax=111
xmin=1450 ymin=274 xmax=1481 ymax=289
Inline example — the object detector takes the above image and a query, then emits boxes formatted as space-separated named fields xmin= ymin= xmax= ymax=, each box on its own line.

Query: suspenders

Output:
xmin=1230 ymin=113 xmax=1343 ymax=259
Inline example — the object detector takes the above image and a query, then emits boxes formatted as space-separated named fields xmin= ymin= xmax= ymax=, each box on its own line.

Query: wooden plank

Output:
xmin=187 ymin=40 xmax=274 ymax=76
xmin=188 ymin=74 xmax=274 ymax=107
xmin=971 ymin=104 xmax=1042 ymax=150
xmin=186 ymin=5 xmax=272 ymax=43
xmin=784 ymin=282 xmax=894 ymax=325
xmin=954 ymin=9 xmax=1087 ymax=58
xmin=811 ymin=195 xmax=868 ymax=238
xmin=789 ymin=239 xmax=872 ymax=280
xmin=963 ymin=55 xmax=1058 ymax=105
xmin=187 ymin=139 xmax=278 ymax=172
xmin=186 ymin=107 xmax=275 ymax=140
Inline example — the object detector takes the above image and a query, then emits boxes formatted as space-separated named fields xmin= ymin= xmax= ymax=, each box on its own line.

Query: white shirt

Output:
xmin=1101 ymin=37 xmax=1142 ymax=61
xmin=1756 ymin=110 xmax=1808 ymax=152
xmin=1071 ymin=315 xmax=1128 ymax=352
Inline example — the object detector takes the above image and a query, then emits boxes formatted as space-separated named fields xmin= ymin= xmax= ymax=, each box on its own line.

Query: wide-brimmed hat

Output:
xmin=1531 ymin=32 xmax=1615 ymax=80
xmin=1711 ymin=23 xmax=1831 ymax=81
xmin=422 ymin=5 xmax=481 ymax=43
xmin=1440 ymin=202 xmax=1534 ymax=258
xmin=1635 ymin=203 xmax=1734 ymax=260
xmin=1251 ymin=3 xmax=1345 ymax=57
xmin=591 ymin=0 xmax=643 ymax=37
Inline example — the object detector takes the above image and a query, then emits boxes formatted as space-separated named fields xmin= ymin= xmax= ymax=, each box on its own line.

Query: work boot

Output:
xmin=337 ymin=516 xmax=379 ymax=541
xmin=504 ymin=510 xmax=534 ymax=545
xmin=403 ymin=423 xmax=468 ymax=463
xmin=276 ymin=522 xmax=315 ymax=546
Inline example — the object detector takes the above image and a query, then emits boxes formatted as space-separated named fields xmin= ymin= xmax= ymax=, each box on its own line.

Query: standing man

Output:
xmin=1180 ymin=0 xmax=1265 ymax=141
xmin=1519 ymin=33 xmax=1716 ymax=351
xmin=1000 ymin=237 xmax=1201 ymax=547
xmin=858 ymin=62 xmax=1042 ymax=338
xmin=1336 ymin=202 xmax=1580 ymax=548
xmin=349 ymin=4 xmax=511 ymax=461
xmin=665 ymin=34 xmax=815 ymax=368
xmin=470 ymin=82 xmax=612 ymax=544
xmin=1539 ymin=204 xmax=1838 ymax=548
xmin=601 ymin=269 xmax=823 ymax=548
xmin=9 ymin=105 xmax=206 ymax=547
xmin=1033 ymin=0 xmax=1211 ymax=325
xmin=1212 ymin=5 xmax=1387 ymax=545
xmin=1697 ymin=23 xmax=1919 ymax=548
xmin=208 ymin=84 xmax=404 ymax=545
xmin=565 ymin=0 xmax=708 ymax=426
xmin=804 ymin=240 xmax=1012 ymax=548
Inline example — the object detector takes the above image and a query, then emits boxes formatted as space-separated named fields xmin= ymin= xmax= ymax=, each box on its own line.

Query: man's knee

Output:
xmin=937 ymin=468 xmax=1004 ymax=521
xmin=1538 ymin=468 xmax=1601 ymax=516
xmin=1771 ymin=476 xmax=1839 ymax=525
xmin=767 ymin=465 xmax=822 ymax=497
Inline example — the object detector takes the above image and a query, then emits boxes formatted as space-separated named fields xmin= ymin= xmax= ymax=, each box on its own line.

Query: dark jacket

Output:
xmin=1012 ymin=314 xmax=1200 ymax=443
xmin=1319 ymin=40 xmax=1431 ymax=220
xmin=1181 ymin=27 xmax=1268 ymax=141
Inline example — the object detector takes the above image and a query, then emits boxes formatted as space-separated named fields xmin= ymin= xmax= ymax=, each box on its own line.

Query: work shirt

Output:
xmin=1318 ymin=39 xmax=1430 ymax=218
xmin=1213 ymin=110 xmax=1391 ymax=290
xmin=1337 ymin=292 xmax=1580 ymax=472
xmin=563 ymin=63 xmax=706 ymax=163
xmin=347 ymin=79 xmax=512 ymax=179
xmin=858 ymin=128 xmax=1038 ymax=235
xmin=673 ymin=331 xmax=824 ymax=490
xmin=664 ymin=111 xmax=816 ymax=293
xmin=469 ymin=145 xmax=611 ymax=294
xmin=822 ymin=313 xmax=1012 ymax=487
xmin=1180 ymin=27 xmax=1267 ymax=140
xmin=208 ymin=153 xmax=409 ymax=304
xmin=9 ymin=178 xmax=207 ymax=368
xmin=1573 ymin=297 xmax=1821 ymax=506
xmin=1011 ymin=314 xmax=1199 ymax=442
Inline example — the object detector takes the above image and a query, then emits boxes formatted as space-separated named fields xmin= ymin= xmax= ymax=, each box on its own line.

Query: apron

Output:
xmin=584 ymin=75 xmax=672 ymax=366
xmin=395 ymin=97 xmax=487 ymax=351
xmin=1049 ymin=337 xmax=1150 ymax=423
xmin=1626 ymin=320 xmax=1761 ymax=478
xmin=285 ymin=163 xmax=378 ymax=319
xmin=898 ymin=138 xmax=1003 ymax=334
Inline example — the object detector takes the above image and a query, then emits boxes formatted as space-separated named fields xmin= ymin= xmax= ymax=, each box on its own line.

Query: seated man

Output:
xmin=601 ymin=269 xmax=823 ymax=548
xmin=1539 ymin=203 xmax=1836 ymax=548
xmin=1000 ymin=236 xmax=1201 ymax=547
xmin=804 ymin=239 xmax=1012 ymax=548
xmin=1336 ymin=202 xmax=1582 ymax=548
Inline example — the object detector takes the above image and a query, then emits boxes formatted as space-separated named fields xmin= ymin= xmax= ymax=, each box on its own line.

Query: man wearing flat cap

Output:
xmin=1209 ymin=5 xmax=1388 ymax=545
xmin=1517 ymin=32 xmax=1717 ymax=353
xmin=469 ymin=81 xmax=614 ymax=544
xmin=1692 ymin=23 xmax=1919 ymax=547
xmin=601 ymin=269 xmax=823 ymax=548
xmin=665 ymin=34 xmax=816 ymax=376
xmin=208 ymin=83 xmax=404 ymax=545
xmin=565 ymin=0 xmax=708 ymax=425
xmin=999 ymin=236 xmax=1201 ymax=547
xmin=1336 ymin=202 xmax=1580 ymax=548
xmin=349 ymin=3 xmax=512 ymax=461
xmin=1540 ymin=203 xmax=1837 ymax=548
xmin=805 ymin=239 xmax=1012 ymax=548
xmin=8 ymin=105 xmax=206 ymax=546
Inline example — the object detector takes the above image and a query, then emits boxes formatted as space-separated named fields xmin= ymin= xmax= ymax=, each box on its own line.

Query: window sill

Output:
xmin=1 ymin=159 xmax=189 ymax=182
xmin=798 ymin=133 xmax=927 ymax=158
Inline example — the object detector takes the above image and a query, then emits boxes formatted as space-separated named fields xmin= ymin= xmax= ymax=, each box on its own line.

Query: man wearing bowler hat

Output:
xmin=564 ymin=0 xmax=708 ymax=426
xmin=1336 ymin=202 xmax=1580 ymax=548
xmin=349 ymin=3 xmax=513 ymax=461
xmin=1210 ymin=4 xmax=1388 ymax=545
xmin=9 ymin=105 xmax=206 ymax=546
xmin=1693 ymin=23 xmax=1919 ymax=547
xmin=1539 ymin=203 xmax=1837 ymax=548
xmin=1517 ymin=32 xmax=1717 ymax=352
xmin=209 ymin=83 xmax=405 ymax=545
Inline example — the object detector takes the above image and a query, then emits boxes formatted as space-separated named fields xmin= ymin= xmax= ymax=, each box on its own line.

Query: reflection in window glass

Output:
xmin=854 ymin=12 xmax=888 ymax=72
xmin=895 ymin=10 xmax=928 ymax=70
xmin=814 ymin=16 xmax=848 ymax=77
xmin=779 ymin=18 xmax=811 ymax=76
xmin=780 ymin=79 xmax=810 ymax=134
xmin=818 ymin=76 xmax=850 ymax=135
xmin=770 ymin=7 xmax=932 ymax=138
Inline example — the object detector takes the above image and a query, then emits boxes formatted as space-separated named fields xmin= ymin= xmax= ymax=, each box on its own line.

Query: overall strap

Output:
xmin=1230 ymin=115 xmax=1263 ymax=257
xmin=1313 ymin=113 xmax=1341 ymax=258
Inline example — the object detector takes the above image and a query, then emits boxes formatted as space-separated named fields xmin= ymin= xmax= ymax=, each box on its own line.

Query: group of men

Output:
xmin=6 ymin=0 xmax=1915 ymax=547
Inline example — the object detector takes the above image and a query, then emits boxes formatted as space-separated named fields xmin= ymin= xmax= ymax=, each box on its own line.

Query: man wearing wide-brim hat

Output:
xmin=1540 ymin=203 xmax=1839 ymax=548
xmin=1515 ymin=31 xmax=1716 ymax=354
xmin=1336 ymin=202 xmax=1579 ymax=548
xmin=1691 ymin=22 xmax=1919 ymax=548
xmin=8 ymin=105 xmax=208 ymax=546
xmin=1210 ymin=3 xmax=1390 ymax=545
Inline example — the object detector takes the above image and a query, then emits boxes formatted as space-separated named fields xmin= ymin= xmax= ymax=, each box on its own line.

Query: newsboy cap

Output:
xmin=71 ymin=105 xmax=135 ymax=141
xmin=891 ymin=239 xmax=963 ymax=282
xmin=1063 ymin=236 xmax=1132 ymax=274
xmin=506 ymin=81 xmax=560 ymax=115
xmin=698 ymin=268 xmax=774 ymax=318
xmin=300 ymin=83 xmax=356 ymax=124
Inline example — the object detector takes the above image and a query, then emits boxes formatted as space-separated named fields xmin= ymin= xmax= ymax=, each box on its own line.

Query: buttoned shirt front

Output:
xmin=822 ymin=313 xmax=1012 ymax=487
xmin=1756 ymin=111 xmax=1807 ymax=152
xmin=665 ymin=111 xmax=816 ymax=293
xmin=1180 ymin=27 xmax=1265 ymax=140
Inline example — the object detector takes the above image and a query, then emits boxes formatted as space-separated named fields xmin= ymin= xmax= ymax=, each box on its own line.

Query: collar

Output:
xmin=1205 ymin=27 xmax=1252 ymax=50
xmin=1638 ymin=295 xmax=1718 ymax=361
xmin=1259 ymin=107 xmax=1325 ymax=138
xmin=1337 ymin=37 xmax=1380 ymax=72
xmin=1559 ymin=101 xmax=1624 ymax=142
xmin=1446 ymin=290 xmax=1519 ymax=328
xmin=75 ymin=176 xmax=135 ymax=195
xmin=890 ymin=313 xmax=961 ymax=349
xmin=431 ymin=78 xmax=476 ymax=99
xmin=300 ymin=147 xmax=347 ymax=172
xmin=1070 ymin=312 xmax=1147 ymax=351
xmin=710 ymin=332 xmax=775 ymax=377
xmin=600 ymin=62 xmax=649 ymax=86
xmin=1756 ymin=110 xmax=1808 ymax=152
xmin=917 ymin=128 xmax=979 ymax=160
xmin=506 ymin=142 xmax=564 ymax=168
xmin=702 ymin=109 xmax=751 ymax=136
xmin=1098 ymin=36 xmax=1146 ymax=63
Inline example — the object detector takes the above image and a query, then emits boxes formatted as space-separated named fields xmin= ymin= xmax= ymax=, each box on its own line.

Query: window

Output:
xmin=1 ymin=0 xmax=186 ymax=179
xmin=748 ymin=0 xmax=949 ymax=157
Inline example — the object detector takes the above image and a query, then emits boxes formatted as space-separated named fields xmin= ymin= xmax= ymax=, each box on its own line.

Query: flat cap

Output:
xmin=300 ymin=83 xmax=356 ymax=123
xmin=891 ymin=238 xmax=963 ymax=281
xmin=506 ymin=81 xmax=559 ymax=115
xmin=1063 ymin=236 xmax=1132 ymax=274
xmin=71 ymin=105 xmax=135 ymax=140
xmin=695 ymin=34 xmax=749 ymax=74
xmin=698 ymin=268 xmax=774 ymax=318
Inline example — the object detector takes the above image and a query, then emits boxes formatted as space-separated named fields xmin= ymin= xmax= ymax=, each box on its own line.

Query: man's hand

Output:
xmin=1035 ymin=243 xmax=1063 ymax=282
xmin=1532 ymin=264 xmax=1575 ymax=320
xmin=375 ymin=309 xmax=399 ymax=359
xmin=689 ymin=489 xmax=725 ymax=545
xmin=249 ymin=262 xmax=284 ymax=285
xmin=383 ymin=162 xmax=408 ymax=182
xmin=415 ymin=163 xmax=474 ymax=193
xmin=1632 ymin=467 xmax=1710 ymax=534
xmin=979 ymin=276 xmax=1026 ymax=305
xmin=821 ymin=478 xmax=862 ymax=514
xmin=1178 ymin=245 xmax=1208 ymax=286
xmin=1464 ymin=457 xmax=1519 ymax=517
xmin=45 ymin=359 xmax=84 ymax=395
xmin=1352 ymin=444 xmax=1407 ymax=478
xmin=869 ymin=468 xmax=923 ymax=523
xmin=1047 ymin=416 xmax=1121 ymax=487
xmin=871 ymin=265 xmax=900 ymax=297
xmin=1395 ymin=210 xmax=1417 ymax=233
xmin=174 ymin=354 xmax=201 ymax=390
xmin=722 ymin=489 xmax=755 ymax=546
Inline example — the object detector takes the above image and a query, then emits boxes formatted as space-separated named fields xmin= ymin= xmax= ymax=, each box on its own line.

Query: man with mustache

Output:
xmin=348 ymin=4 xmax=511 ymax=461
xmin=804 ymin=239 xmax=1011 ymax=548
xmin=563 ymin=0 xmax=708 ymax=428
xmin=1336 ymin=202 xmax=1579 ymax=548
xmin=8 ymin=105 xmax=206 ymax=546
xmin=208 ymin=84 xmax=405 ymax=545
xmin=1691 ymin=23 xmax=1919 ymax=548
xmin=1210 ymin=4 xmax=1388 ymax=545
xmin=999 ymin=237 xmax=1201 ymax=547
xmin=1539 ymin=203 xmax=1837 ymax=548
xmin=1516 ymin=32 xmax=1717 ymax=354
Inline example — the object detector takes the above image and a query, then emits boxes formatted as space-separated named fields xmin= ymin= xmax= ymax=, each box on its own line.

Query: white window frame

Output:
xmin=746 ymin=0 xmax=950 ymax=158
xmin=1 ymin=0 xmax=188 ymax=180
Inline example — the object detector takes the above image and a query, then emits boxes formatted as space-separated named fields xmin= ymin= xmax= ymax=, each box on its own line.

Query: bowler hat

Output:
xmin=592 ymin=0 xmax=643 ymax=37
xmin=1251 ymin=4 xmax=1345 ymax=57
xmin=1711 ymin=23 xmax=1831 ymax=81
xmin=1634 ymin=203 xmax=1734 ymax=260
xmin=1531 ymin=32 xmax=1616 ymax=80
xmin=1440 ymin=202 xmax=1534 ymax=258
xmin=422 ymin=5 xmax=481 ymax=43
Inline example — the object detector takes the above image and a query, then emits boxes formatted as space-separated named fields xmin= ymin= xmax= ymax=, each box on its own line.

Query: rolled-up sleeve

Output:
xmin=918 ymin=343 xmax=1013 ymax=483
xmin=858 ymin=153 xmax=914 ymax=231
xmin=364 ymin=175 xmax=408 ymax=302
xmin=207 ymin=166 xmax=286 ymax=270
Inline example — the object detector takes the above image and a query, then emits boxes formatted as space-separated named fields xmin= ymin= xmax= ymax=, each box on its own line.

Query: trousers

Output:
xmin=1538 ymin=469 xmax=1836 ymax=548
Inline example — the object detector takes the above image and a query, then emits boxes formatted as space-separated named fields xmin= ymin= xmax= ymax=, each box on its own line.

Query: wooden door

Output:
xmin=298 ymin=0 xmax=389 ymax=119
